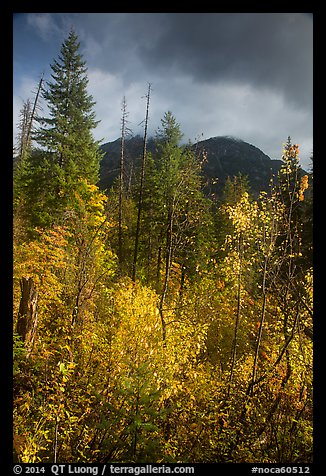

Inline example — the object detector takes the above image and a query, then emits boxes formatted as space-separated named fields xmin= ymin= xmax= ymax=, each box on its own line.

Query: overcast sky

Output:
xmin=13 ymin=12 xmax=313 ymax=169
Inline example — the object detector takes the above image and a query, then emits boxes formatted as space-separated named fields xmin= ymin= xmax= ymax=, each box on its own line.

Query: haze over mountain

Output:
xmin=99 ymin=135 xmax=285 ymax=197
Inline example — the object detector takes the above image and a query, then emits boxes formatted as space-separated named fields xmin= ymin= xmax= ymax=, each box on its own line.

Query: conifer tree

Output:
xmin=15 ymin=98 xmax=33 ymax=161
xmin=142 ymin=112 xmax=209 ymax=339
xmin=35 ymin=29 xmax=101 ymax=184
xmin=14 ymin=75 xmax=44 ymax=210
xmin=16 ymin=30 xmax=103 ymax=233
xmin=14 ymin=99 xmax=33 ymax=214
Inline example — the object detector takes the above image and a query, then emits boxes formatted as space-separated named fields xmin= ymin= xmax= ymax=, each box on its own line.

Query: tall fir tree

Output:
xmin=15 ymin=30 xmax=102 ymax=233
xmin=36 ymin=29 xmax=101 ymax=184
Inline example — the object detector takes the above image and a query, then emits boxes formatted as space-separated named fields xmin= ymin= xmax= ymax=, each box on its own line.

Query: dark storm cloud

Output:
xmin=74 ymin=13 xmax=312 ymax=110
xmin=138 ymin=13 xmax=312 ymax=109
xmin=28 ymin=13 xmax=311 ymax=112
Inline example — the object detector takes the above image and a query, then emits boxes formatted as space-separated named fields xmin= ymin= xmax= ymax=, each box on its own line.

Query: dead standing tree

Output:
xmin=132 ymin=83 xmax=151 ymax=282
xmin=16 ymin=277 xmax=38 ymax=357
xmin=17 ymin=73 xmax=44 ymax=161
xmin=118 ymin=96 xmax=132 ymax=266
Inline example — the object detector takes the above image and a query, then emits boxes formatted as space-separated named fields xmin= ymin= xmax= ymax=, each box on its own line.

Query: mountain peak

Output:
xmin=99 ymin=135 xmax=283 ymax=196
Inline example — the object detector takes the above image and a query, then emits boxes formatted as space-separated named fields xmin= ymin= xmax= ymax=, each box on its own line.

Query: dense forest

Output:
xmin=13 ymin=31 xmax=313 ymax=464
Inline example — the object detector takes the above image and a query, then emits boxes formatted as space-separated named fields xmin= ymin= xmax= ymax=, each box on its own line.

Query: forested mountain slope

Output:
xmin=99 ymin=135 xmax=284 ymax=197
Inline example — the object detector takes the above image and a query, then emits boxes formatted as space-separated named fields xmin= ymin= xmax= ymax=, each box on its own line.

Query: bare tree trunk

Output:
xmin=118 ymin=97 xmax=128 ymax=265
xmin=17 ymin=99 xmax=32 ymax=160
xmin=227 ymin=231 xmax=243 ymax=396
xmin=158 ymin=209 xmax=173 ymax=343
xmin=17 ymin=74 xmax=44 ymax=161
xmin=146 ymin=197 xmax=153 ymax=283
xmin=248 ymin=253 xmax=268 ymax=396
xmin=132 ymin=83 xmax=151 ymax=282
xmin=26 ymin=73 xmax=44 ymax=149
xmin=127 ymin=161 xmax=134 ymax=196
xmin=156 ymin=246 xmax=162 ymax=292
xmin=53 ymin=416 xmax=59 ymax=463
xmin=16 ymin=277 xmax=38 ymax=357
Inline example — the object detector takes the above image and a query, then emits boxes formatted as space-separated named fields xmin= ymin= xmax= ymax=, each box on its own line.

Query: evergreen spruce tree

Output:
xmin=14 ymin=99 xmax=33 ymax=210
xmin=16 ymin=30 xmax=102 ymax=233
xmin=36 ymin=30 xmax=101 ymax=184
